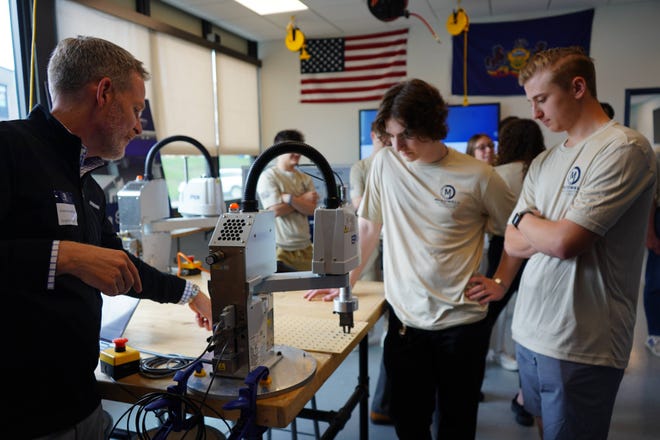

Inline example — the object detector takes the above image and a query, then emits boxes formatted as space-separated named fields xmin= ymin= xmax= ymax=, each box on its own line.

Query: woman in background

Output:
xmin=467 ymin=132 xmax=498 ymax=283
xmin=466 ymin=133 xmax=496 ymax=164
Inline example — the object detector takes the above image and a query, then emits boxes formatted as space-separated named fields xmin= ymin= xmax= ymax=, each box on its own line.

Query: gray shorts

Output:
xmin=516 ymin=343 xmax=624 ymax=440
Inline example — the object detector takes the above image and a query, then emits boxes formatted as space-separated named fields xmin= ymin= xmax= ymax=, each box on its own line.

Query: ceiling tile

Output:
xmin=161 ymin=0 xmax=653 ymax=42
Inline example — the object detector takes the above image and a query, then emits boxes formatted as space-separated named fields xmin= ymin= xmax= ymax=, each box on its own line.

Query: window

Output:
xmin=161 ymin=155 xmax=213 ymax=206
xmin=160 ymin=154 xmax=253 ymax=205
xmin=0 ymin=83 xmax=8 ymax=118
xmin=0 ymin=0 xmax=21 ymax=121
xmin=219 ymin=154 xmax=253 ymax=201
xmin=54 ymin=0 xmax=260 ymax=212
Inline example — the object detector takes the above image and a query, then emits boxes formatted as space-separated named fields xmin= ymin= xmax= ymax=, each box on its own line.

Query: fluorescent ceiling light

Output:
xmin=234 ymin=0 xmax=307 ymax=15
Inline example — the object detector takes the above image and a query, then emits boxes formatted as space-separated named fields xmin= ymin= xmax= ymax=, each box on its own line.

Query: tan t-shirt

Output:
xmin=350 ymin=155 xmax=374 ymax=203
xmin=494 ymin=161 xmax=525 ymax=201
xmin=511 ymin=121 xmax=656 ymax=369
xmin=359 ymin=147 xmax=516 ymax=330
xmin=256 ymin=166 xmax=315 ymax=250
xmin=485 ymin=161 xmax=526 ymax=237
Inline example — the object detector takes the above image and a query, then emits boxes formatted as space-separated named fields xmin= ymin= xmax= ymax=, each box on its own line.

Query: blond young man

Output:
xmin=502 ymin=47 xmax=656 ymax=439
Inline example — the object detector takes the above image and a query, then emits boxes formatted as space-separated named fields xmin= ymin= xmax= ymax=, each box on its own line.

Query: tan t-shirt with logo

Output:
xmin=511 ymin=121 xmax=656 ymax=369
xmin=359 ymin=147 xmax=515 ymax=330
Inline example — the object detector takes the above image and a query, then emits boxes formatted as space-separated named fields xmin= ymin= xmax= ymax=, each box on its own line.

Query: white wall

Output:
xmin=259 ymin=3 xmax=660 ymax=165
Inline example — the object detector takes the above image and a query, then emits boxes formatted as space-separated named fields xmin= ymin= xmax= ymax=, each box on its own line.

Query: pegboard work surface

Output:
xmin=275 ymin=316 xmax=368 ymax=353
xmin=97 ymin=280 xmax=385 ymax=429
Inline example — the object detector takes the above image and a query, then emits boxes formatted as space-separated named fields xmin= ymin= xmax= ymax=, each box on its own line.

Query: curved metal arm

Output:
xmin=241 ymin=141 xmax=339 ymax=212
xmin=143 ymin=135 xmax=217 ymax=180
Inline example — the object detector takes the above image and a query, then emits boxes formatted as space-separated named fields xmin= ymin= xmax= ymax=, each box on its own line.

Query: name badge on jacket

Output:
xmin=54 ymin=190 xmax=78 ymax=226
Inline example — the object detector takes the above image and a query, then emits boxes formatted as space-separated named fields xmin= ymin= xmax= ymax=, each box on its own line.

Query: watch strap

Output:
xmin=512 ymin=209 xmax=533 ymax=228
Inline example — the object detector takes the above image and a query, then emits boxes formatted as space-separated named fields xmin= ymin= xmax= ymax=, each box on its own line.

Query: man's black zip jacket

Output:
xmin=0 ymin=105 xmax=187 ymax=437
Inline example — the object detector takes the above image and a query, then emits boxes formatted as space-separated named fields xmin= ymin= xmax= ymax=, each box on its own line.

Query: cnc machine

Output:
xmin=117 ymin=135 xmax=225 ymax=272
xmin=188 ymin=141 xmax=359 ymax=399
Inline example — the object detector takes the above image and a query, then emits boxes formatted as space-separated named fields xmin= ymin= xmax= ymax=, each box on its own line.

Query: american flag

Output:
xmin=300 ymin=28 xmax=408 ymax=104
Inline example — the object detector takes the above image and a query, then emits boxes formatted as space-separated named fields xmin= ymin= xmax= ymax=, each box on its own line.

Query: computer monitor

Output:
xmin=359 ymin=109 xmax=378 ymax=160
xmin=358 ymin=103 xmax=501 ymax=157
xmin=445 ymin=103 xmax=500 ymax=154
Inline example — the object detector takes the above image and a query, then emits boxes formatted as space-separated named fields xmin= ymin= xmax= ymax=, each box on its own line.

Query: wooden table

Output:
xmin=96 ymin=279 xmax=385 ymax=438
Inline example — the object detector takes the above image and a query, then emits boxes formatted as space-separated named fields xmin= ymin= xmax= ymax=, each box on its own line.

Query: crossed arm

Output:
xmin=504 ymin=211 xmax=598 ymax=260
xmin=466 ymin=211 xmax=598 ymax=305
xmin=269 ymin=190 xmax=319 ymax=217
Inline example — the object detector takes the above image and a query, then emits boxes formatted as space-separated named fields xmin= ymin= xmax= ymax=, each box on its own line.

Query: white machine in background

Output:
xmin=117 ymin=135 xmax=225 ymax=273
xmin=188 ymin=140 xmax=359 ymax=399
xmin=178 ymin=176 xmax=224 ymax=217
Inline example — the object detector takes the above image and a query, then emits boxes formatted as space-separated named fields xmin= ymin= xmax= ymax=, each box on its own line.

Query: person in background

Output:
xmin=500 ymin=46 xmax=656 ymax=439
xmin=466 ymin=133 xmax=496 ymax=164
xmin=0 ymin=36 xmax=212 ymax=440
xmin=643 ymin=146 xmax=660 ymax=357
xmin=481 ymin=118 xmax=546 ymax=427
xmin=350 ymin=121 xmax=391 ymax=424
xmin=306 ymin=78 xmax=519 ymax=439
xmin=466 ymin=132 xmax=498 ymax=280
xmin=499 ymin=115 xmax=521 ymax=131
xmin=467 ymin=132 xmax=498 ymax=287
xmin=257 ymin=129 xmax=319 ymax=271
xmin=350 ymin=121 xmax=386 ymax=280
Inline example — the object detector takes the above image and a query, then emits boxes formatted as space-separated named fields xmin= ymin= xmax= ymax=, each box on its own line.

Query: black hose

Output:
xmin=241 ymin=141 xmax=339 ymax=212
xmin=143 ymin=135 xmax=217 ymax=180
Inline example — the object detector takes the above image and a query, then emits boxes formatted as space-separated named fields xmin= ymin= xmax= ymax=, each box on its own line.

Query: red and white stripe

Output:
xmin=300 ymin=28 xmax=408 ymax=104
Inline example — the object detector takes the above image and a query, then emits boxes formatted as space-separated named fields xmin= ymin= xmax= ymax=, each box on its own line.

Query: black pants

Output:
xmin=383 ymin=304 xmax=490 ymax=440
xmin=478 ymin=234 xmax=528 ymax=392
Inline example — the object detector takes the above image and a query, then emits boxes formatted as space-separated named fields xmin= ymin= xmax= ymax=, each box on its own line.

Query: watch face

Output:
xmin=513 ymin=209 xmax=531 ymax=228
xmin=512 ymin=212 xmax=522 ymax=227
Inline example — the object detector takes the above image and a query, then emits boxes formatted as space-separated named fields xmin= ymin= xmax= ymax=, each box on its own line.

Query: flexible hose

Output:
xmin=143 ymin=135 xmax=217 ymax=181
xmin=407 ymin=12 xmax=441 ymax=43
xmin=241 ymin=141 xmax=339 ymax=212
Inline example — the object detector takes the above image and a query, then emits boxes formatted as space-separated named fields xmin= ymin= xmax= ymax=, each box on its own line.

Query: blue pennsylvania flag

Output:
xmin=452 ymin=9 xmax=594 ymax=96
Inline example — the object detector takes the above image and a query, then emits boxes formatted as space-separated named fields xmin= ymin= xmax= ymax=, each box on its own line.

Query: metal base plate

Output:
xmin=187 ymin=345 xmax=317 ymax=400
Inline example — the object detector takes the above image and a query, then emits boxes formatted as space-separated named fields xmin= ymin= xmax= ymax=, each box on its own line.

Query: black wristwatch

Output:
xmin=512 ymin=209 xmax=533 ymax=229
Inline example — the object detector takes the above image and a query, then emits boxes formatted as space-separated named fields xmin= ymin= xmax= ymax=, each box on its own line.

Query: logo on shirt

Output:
xmin=563 ymin=166 xmax=581 ymax=194
xmin=435 ymin=184 xmax=459 ymax=208
xmin=441 ymin=185 xmax=456 ymax=200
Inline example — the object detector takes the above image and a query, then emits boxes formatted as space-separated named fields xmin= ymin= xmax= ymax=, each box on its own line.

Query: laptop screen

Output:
xmin=100 ymin=294 xmax=141 ymax=343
